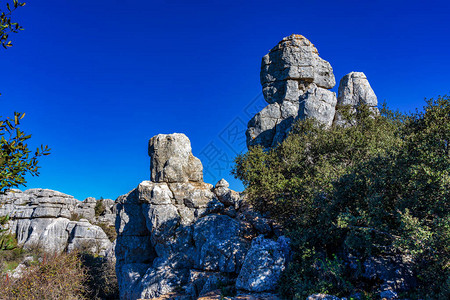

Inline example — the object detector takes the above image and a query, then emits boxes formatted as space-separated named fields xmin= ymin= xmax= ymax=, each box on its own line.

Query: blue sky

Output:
xmin=2 ymin=0 xmax=450 ymax=200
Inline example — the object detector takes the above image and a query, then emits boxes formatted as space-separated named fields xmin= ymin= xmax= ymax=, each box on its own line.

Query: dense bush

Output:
xmin=233 ymin=97 xmax=450 ymax=299
xmin=81 ymin=252 xmax=119 ymax=300
xmin=95 ymin=198 xmax=106 ymax=217
xmin=0 ymin=246 xmax=119 ymax=299
xmin=0 ymin=251 xmax=88 ymax=299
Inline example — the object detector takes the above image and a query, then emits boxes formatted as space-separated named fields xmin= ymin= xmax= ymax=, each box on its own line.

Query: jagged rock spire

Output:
xmin=247 ymin=34 xmax=337 ymax=148
xmin=247 ymin=35 xmax=379 ymax=149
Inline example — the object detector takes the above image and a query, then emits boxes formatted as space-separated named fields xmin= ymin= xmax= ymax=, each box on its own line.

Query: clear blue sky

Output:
xmin=2 ymin=0 xmax=450 ymax=200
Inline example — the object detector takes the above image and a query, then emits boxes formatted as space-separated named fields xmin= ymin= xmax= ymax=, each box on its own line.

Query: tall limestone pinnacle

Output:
xmin=247 ymin=34 xmax=378 ymax=148
xmin=115 ymin=133 xmax=290 ymax=299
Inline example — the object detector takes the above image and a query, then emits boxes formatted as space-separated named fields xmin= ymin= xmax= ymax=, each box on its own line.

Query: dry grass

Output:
xmin=0 ymin=251 xmax=88 ymax=300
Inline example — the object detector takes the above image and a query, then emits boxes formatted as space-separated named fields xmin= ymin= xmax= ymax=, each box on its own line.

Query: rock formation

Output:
xmin=333 ymin=71 xmax=379 ymax=126
xmin=115 ymin=133 xmax=289 ymax=299
xmin=0 ymin=189 xmax=116 ymax=255
xmin=247 ymin=34 xmax=378 ymax=149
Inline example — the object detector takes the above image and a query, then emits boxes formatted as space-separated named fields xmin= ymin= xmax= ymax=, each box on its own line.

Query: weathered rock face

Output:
xmin=149 ymin=133 xmax=203 ymax=183
xmin=236 ymin=236 xmax=290 ymax=292
xmin=0 ymin=189 xmax=114 ymax=255
xmin=247 ymin=34 xmax=337 ymax=148
xmin=333 ymin=71 xmax=378 ymax=126
xmin=247 ymin=35 xmax=378 ymax=149
xmin=115 ymin=133 xmax=289 ymax=299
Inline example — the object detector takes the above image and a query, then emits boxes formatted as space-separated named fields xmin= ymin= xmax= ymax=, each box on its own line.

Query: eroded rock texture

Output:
xmin=115 ymin=133 xmax=289 ymax=299
xmin=333 ymin=71 xmax=379 ymax=126
xmin=247 ymin=34 xmax=337 ymax=148
xmin=247 ymin=35 xmax=378 ymax=149
xmin=149 ymin=133 xmax=203 ymax=183
xmin=0 ymin=189 xmax=115 ymax=255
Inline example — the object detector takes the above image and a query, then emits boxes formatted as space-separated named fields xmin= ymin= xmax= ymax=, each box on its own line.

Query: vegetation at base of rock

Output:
xmin=95 ymin=198 xmax=106 ymax=216
xmin=0 ymin=251 xmax=88 ymax=299
xmin=0 ymin=215 xmax=16 ymax=250
xmin=0 ymin=246 xmax=120 ymax=299
xmin=97 ymin=221 xmax=117 ymax=242
xmin=69 ymin=212 xmax=82 ymax=221
xmin=233 ymin=97 xmax=450 ymax=299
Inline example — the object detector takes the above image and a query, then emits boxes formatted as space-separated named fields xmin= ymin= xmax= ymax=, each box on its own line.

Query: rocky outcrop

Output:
xmin=247 ymin=34 xmax=337 ymax=148
xmin=333 ymin=72 xmax=379 ymax=126
xmin=0 ymin=189 xmax=115 ymax=255
xmin=247 ymin=34 xmax=378 ymax=149
xmin=115 ymin=133 xmax=289 ymax=299
xmin=149 ymin=133 xmax=203 ymax=183
xmin=236 ymin=236 xmax=290 ymax=292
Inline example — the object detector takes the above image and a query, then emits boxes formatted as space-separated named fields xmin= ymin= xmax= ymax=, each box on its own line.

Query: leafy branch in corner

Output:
xmin=0 ymin=0 xmax=25 ymax=49
xmin=0 ymin=112 xmax=50 ymax=192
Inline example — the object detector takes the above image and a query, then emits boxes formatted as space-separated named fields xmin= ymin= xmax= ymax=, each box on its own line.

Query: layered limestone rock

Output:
xmin=149 ymin=133 xmax=203 ymax=183
xmin=247 ymin=35 xmax=378 ymax=149
xmin=115 ymin=133 xmax=289 ymax=299
xmin=0 ymin=189 xmax=115 ymax=255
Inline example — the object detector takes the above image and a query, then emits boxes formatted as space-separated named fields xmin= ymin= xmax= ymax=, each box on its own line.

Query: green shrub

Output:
xmin=70 ymin=212 xmax=82 ymax=221
xmin=94 ymin=199 xmax=106 ymax=217
xmin=233 ymin=97 xmax=450 ymax=298
xmin=80 ymin=252 xmax=119 ymax=300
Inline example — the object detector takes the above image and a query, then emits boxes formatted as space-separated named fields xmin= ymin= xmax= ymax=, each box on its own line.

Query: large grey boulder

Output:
xmin=260 ymin=34 xmax=336 ymax=99
xmin=193 ymin=215 xmax=250 ymax=273
xmin=95 ymin=198 xmax=117 ymax=226
xmin=337 ymin=72 xmax=377 ymax=107
xmin=74 ymin=197 xmax=96 ymax=221
xmin=247 ymin=34 xmax=337 ymax=148
xmin=306 ymin=295 xmax=343 ymax=300
xmin=148 ymin=133 xmax=203 ymax=183
xmin=362 ymin=255 xmax=414 ymax=297
xmin=115 ymin=133 xmax=286 ymax=299
xmin=333 ymin=72 xmax=378 ymax=126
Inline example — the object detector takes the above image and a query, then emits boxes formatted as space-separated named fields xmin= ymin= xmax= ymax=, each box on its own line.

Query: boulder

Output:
xmin=334 ymin=72 xmax=378 ymax=126
xmin=236 ymin=236 xmax=288 ymax=292
xmin=67 ymin=219 xmax=112 ymax=256
xmin=337 ymin=72 xmax=377 ymax=107
xmin=148 ymin=133 xmax=203 ymax=183
xmin=306 ymin=294 xmax=342 ymax=300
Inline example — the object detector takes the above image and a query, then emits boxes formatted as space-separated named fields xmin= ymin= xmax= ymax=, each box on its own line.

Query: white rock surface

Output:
xmin=236 ymin=236 xmax=289 ymax=292
xmin=0 ymin=188 xmax=114 ymax=255
xmin=148 ymin=133 xmax=203 ymax=183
